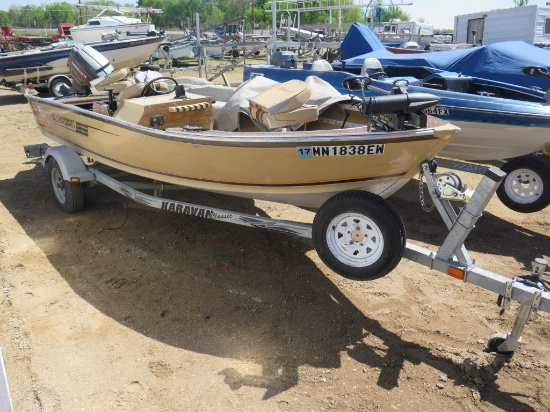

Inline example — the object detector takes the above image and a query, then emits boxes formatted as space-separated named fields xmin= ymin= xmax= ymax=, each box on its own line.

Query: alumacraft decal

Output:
xmin=161 ymin=202 xmax=232 ymax=219
xmin=51 ymin=114 xmax=89 ymax=136
xmin=297 ymin=144 xmax=385 ymax=159
xmin=425 ymin=106 xmax=450 ymax=116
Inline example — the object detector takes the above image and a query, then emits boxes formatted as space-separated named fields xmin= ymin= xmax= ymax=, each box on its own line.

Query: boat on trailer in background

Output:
xmin=0 ymin=35 xmax=164 ymax=96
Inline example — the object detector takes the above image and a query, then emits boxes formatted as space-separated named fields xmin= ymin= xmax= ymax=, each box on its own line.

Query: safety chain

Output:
xmin=419 ymin=170 xmax=435 ymax=212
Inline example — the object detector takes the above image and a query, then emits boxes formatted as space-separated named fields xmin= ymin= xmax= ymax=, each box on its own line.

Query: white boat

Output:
xmin=70 ymin=6 xmax=162 ymax=43
xmin=0 ymin=36 xmax=165 ymax=95
xmin=153 ymin=38 xmax=224 ymax=61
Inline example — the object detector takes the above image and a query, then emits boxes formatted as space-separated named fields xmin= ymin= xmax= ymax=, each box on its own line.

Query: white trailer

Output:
xmin=454 ymin=4 xmax=550 ymax=46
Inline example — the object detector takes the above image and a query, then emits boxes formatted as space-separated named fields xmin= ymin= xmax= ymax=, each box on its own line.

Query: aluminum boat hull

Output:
xmin=26 ymin=93 xmax=459 ymax=209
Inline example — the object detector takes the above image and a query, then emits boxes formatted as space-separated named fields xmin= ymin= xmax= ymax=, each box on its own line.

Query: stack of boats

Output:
xmin=244 ymin=23 xmax=550 ymax=213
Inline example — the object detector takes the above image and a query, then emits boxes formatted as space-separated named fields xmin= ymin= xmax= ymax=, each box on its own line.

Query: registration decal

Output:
xmin=297 ymin=144 xmax=385 ymax=159
xmin=425 ymin=106 xmax=450 ymax=116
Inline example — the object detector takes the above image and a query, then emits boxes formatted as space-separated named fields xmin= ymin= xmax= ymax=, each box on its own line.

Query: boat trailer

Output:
xmin=24 ymin=143 xmax=549 ymax=355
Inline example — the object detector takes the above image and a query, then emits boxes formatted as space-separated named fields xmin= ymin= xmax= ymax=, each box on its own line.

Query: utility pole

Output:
xmin=251 ymin=0 xmax=255 ymax=34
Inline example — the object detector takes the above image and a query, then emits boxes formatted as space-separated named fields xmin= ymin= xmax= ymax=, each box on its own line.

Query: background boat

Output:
xmin=152 ymin=37 xmax=224 ymax=61
xmin=243 ymin=61 xmax=550 ymax=212
xmin=70 ymin=5 xmax=162 ymax=43
xmin=336 ymin=23 xmax=550 ymax=92
xmin=0 ymin=36 xmax=164 ymax=89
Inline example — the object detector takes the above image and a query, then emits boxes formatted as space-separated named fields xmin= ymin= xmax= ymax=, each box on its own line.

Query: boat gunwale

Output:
xmin=26 ymin=94 xmax=453 ymax=148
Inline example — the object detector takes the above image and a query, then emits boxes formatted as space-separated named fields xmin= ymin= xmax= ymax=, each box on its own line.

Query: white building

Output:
xmin=454 ymin=4 xmax=550 ymax=46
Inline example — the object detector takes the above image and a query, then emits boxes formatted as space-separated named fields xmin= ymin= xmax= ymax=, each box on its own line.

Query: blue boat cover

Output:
xmin=338 ymin=23 xmax=550 ymax=91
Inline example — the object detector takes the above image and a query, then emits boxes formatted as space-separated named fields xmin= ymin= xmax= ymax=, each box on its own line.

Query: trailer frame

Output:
xmin=25 ymin=143 xmax=550 ymax=355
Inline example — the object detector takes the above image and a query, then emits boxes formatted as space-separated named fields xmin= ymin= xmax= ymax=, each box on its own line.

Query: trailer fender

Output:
xmin=47 ymin=75 xmax=72 ymax=97
xmin=47 ymin=74 xmax=71 ymax=88
xmin=41 ymin=146 xmax=95 ymax=183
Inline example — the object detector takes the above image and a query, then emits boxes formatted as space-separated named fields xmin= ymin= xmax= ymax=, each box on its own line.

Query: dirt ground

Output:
xmin=0 ymin=66 xmax=549 ymax=412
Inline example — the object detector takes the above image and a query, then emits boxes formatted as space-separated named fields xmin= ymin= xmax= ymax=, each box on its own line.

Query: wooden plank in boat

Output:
xmin=114 ymin=94 xmax=213 ymax=130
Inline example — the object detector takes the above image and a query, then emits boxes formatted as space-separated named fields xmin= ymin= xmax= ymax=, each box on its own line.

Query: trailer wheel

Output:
xmin=49 ymin=77 xmax=72 ymax=97
xmin=46 ymin=158 xmax=84 ymax=213
xmin=140 ymin=63 xmax=161 ymax=71
xmin=312 ymin=191 xmax=406 ymax=280
xmin=34 ymin=86 xmax=49 ymax=94
xmin=496 ymin=157 xmax=550 ymax=213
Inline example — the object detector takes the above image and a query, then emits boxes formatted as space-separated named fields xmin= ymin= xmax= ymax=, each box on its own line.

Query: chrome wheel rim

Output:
xmin=326 ymin=212 xmax=384 ymax=267
xmin=504 ymin=168 xmax=543 ymax=205
xmin=51 ymin=167 xmax=66 ymax=204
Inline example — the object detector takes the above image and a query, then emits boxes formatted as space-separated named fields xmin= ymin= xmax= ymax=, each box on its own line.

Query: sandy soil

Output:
xmin=0 ymin=68 xmax=549 ymax=412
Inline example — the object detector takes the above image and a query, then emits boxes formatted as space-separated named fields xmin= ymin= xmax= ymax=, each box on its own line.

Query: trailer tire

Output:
xmin=46 ymin=158 xmax=84 ymax=213
xmin=140 ymin=63 xmax=161 ymax=71
xmin=312 ymin=191 xmax=406 ymax=280
xmin=496 ymin=157 xmax=550 ymax=213
xmin=49 ymin=77 xmax=72 ymax=97
xmin=34 ymin=86 xmax=49 ymax=94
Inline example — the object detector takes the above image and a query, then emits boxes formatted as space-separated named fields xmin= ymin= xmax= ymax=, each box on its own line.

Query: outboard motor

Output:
xmin=67 ymin=44 xmax=114 ymax=95
xmin=270 ymin=50 xmax=297 ymax=69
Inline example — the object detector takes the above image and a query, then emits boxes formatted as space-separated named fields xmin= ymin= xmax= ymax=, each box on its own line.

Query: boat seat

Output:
xmin=93 ymin=67 xmax=130 ymax=89
xmin=115 ymin=79 xmax=172 ymax=102
xmin=423 ymin=74 xmax=473 ymax=93
xmin=116 ymin=82 xmax=147 ymax=102
xmin=91 ymin=68 xmax=135 ymax=94
xmin=249 ymin=79 xmax=319 ymax=129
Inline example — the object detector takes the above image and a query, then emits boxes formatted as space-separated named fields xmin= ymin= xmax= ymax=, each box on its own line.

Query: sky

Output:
xmin=1 ymin=0 xmax=550 ymax=29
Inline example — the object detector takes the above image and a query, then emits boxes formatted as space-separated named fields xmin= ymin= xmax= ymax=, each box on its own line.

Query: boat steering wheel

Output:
xmin=141 ymin=76 xmax=179 ymax=97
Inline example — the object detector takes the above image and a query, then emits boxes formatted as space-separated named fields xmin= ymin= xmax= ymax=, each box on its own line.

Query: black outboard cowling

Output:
xmin=364 ymin=93 xmax=440 ymax=115
xmin=365 ymin=93 xmax=441 ymax=130
xmin=67 ymin=45 xmax=114 ymax=93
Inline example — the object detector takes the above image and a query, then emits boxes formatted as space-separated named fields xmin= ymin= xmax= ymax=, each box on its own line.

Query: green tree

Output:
xmin=384 ymin=4 xmax=410 ymax=21
xmin=513 ymin=0 xmax=529 ymax=6
xmin=0 ymin=10 xmax=11 ymax=26
xmin=45 ymin=2 xmax=78 ymax=26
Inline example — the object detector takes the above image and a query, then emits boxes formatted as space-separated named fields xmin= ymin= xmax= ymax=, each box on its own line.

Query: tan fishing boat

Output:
xmin=25 ymin=50 xmax=459 ymax=208
xmin=27 ymin=91 xmax=458 ymax=209
xmin=25 ymin=44 xmax=460 ymax=279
